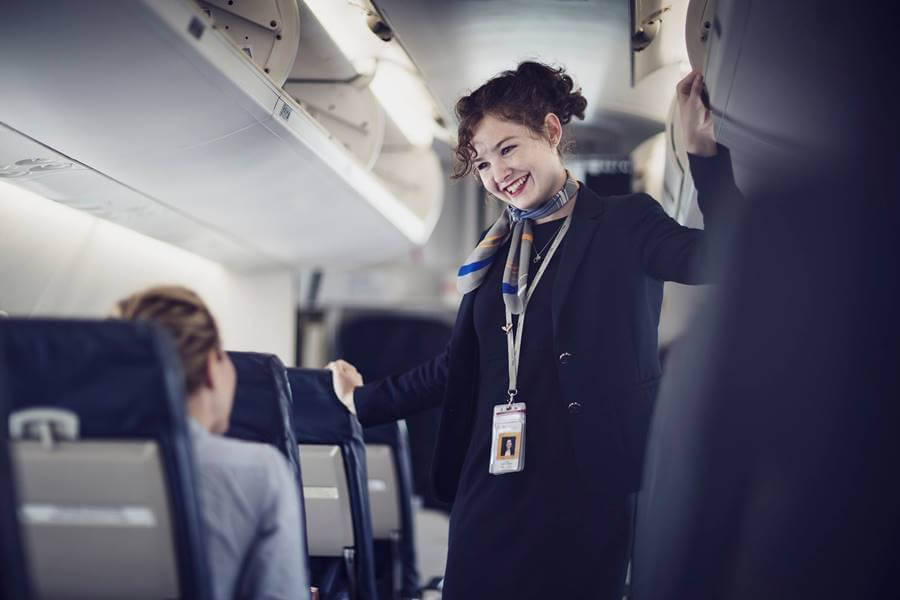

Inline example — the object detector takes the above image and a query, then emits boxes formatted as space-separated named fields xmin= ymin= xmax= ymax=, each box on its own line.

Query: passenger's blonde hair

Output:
xmin=116 ymin=285 xmax=222 ymax=395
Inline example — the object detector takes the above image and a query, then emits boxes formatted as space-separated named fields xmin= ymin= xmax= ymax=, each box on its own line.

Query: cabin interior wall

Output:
xmin=0 ymin=181 xmax=297 ymax=365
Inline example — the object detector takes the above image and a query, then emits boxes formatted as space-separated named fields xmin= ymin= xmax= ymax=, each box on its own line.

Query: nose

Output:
xmin=493 ymin=161 xmax=513 ymax=188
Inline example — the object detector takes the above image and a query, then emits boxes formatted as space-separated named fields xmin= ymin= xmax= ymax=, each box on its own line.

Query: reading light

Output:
xmin=370 ymin=62 xmax=435 ymax=148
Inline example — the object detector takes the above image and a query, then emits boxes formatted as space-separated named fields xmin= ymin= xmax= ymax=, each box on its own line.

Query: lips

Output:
xmin=503 ymin=174 xmax=529 ymax=197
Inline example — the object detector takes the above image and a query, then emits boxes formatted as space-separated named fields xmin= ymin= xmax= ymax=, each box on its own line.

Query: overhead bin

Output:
xmin=195 ymin=0 xmax=301 ymax=86
xmin=0 ymin=0 xmax=441 ymax=271
xmin=284 ymin=0 xmax=445 ymax=237
xmin=285 ymin=81 xmax=386 ymax=170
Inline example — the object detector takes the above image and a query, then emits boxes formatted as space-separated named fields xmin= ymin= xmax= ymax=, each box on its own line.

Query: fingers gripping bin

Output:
xmin=363 ymin=421 xmax=420 ymax=600
xmin=286 ymin=368 xmax=378 ymax=600
xmin=225 ymin=351 xmax=310 ymax=572
xmin=0 ymin=319 xmax=211 ymax=600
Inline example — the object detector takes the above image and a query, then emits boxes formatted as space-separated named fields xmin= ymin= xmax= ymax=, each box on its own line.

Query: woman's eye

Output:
xmin=476 ymin=162 xmax=489 ymax=171
xmin=500 ymin=145 xmax=516 ymax=156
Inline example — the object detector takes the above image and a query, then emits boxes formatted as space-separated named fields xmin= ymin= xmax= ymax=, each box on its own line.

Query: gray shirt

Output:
xmin=188 ymin=418 xmax=309 ymax=600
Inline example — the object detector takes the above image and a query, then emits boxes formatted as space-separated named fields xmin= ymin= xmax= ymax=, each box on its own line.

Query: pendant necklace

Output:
xmin=532 ymin=218 xmax=567 ymax=264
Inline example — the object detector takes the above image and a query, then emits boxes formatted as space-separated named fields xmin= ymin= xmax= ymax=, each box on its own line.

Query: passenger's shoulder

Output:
xmin=195 ymin=433 xmax=287 ymax=474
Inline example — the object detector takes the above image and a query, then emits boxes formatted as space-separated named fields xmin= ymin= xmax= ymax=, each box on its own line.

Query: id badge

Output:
xmin=489 ymin=402 xmax=526 ymax=475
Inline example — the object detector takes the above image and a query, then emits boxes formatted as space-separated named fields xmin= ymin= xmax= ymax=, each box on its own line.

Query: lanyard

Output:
xmin=505 ymin=213 xmax=572 ymax=405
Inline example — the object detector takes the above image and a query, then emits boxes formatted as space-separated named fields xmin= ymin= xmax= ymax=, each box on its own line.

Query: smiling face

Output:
xmin=471 ymin=113 xmax=568 ymax=211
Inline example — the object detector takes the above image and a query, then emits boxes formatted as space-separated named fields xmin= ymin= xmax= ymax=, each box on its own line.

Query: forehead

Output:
xmin=470 ymin=114 xmax=532 ymax=155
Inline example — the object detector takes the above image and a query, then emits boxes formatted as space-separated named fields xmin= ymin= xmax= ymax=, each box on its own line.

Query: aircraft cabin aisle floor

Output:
xmin=414 ymin=506 xmax=450 ymax=598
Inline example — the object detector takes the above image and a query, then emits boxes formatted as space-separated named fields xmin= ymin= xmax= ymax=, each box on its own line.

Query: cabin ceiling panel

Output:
xmin=375 ymin=0 xmax=688 ymax=143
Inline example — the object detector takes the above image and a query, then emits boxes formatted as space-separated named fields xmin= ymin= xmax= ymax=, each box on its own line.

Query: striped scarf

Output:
xmin=457 ymin=175 xmax=578 ymax=314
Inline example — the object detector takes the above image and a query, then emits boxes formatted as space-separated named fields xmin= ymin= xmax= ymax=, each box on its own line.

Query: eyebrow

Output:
xmin=473 ymin=136 xmax=516 ymax=162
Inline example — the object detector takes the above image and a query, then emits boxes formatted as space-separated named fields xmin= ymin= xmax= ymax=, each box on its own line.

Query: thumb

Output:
xmin=690 ymin=72 xmax=704 ymax=102
xmin=677 ymin=70 xmax=698 ymax=99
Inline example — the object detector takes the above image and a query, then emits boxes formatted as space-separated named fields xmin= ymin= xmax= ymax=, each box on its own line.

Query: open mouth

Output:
xmin=503 ymin=174 xmax=530 ymax=198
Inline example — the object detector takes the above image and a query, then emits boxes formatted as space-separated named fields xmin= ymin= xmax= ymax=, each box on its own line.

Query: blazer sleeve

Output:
xmin=353 ymin=342 xmax=450 ymax=427
xmin=638 ymin=144 xmax=743 ymax=284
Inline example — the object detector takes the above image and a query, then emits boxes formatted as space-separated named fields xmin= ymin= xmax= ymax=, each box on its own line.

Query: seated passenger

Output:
xmin=117 ymin=286 xmax=308 ymax=600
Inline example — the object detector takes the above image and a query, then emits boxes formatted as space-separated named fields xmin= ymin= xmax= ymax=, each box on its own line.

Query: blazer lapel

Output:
xmin=552 ymin=184 xmax=606 ymax=331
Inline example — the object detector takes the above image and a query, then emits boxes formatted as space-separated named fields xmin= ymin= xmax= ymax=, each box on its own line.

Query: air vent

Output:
xmin=0 ymin=158 xmax=80 ymax=179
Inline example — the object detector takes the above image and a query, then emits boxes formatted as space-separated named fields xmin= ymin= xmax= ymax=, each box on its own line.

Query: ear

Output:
xmin=544 ymin=113 xmax=563 ymax=149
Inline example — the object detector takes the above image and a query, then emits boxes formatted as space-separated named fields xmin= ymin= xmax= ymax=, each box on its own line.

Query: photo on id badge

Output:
xmin=496 ymin=432 xmax=520 ymax=460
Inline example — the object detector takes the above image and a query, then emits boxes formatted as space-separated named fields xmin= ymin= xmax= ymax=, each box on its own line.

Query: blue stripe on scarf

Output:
xmin=501 ymin=283 xmax=518 ymax=294
xmin=457 ymin=256 xmax=495 ymax=277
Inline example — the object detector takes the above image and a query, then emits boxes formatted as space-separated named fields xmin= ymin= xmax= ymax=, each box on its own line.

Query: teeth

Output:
xmin=504 ymin=175 xmax=527 ymax=194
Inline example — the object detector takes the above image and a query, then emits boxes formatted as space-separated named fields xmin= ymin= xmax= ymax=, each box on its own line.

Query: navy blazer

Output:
xmin=355 ymin=147 xmax=741 ymax=502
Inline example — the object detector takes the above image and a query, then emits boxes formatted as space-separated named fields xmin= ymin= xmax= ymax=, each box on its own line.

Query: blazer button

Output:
xmin=559 ymin=352 xmax=573 ymax=365
xmin=567 ymin=402 xmax=582 ymax=414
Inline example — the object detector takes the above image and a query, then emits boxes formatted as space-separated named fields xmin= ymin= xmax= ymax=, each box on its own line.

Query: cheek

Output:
xmin=476 ymin=171 xmax=493 ymax=191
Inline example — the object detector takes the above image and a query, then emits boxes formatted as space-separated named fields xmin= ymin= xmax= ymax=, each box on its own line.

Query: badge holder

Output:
xmin=490 ymin=396 xmax=526 ymax=475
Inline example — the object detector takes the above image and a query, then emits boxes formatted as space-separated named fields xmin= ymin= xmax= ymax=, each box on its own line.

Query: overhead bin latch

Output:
xmin=9 ymin=408 xmax=80 ymax=449
xmin=632 ymin=5 xmax=672 ymax=52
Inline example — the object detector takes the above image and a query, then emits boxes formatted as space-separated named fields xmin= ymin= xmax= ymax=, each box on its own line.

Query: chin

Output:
xmin=513 ymin=194 xmax=541 ymax=211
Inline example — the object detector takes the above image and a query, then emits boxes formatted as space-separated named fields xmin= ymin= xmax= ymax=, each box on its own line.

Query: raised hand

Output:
xmin=677 ymin=70 xmax=718 ymax=157
xmin=324 ymin=359 xmax=363 ymax=415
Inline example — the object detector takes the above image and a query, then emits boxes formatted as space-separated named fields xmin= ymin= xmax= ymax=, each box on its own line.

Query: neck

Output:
xmin=535 ymin=169 xmax=577 ymax=224
xmin=186 ymin=390 xmax=219 ymax=433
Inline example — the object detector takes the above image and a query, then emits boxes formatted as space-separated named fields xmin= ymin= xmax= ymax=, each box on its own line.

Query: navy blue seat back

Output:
xmin=286 ymin=367 xmax=377 ymax=600
xmin=335 ymin=313 xmax=453 ymax=514
xmin=0 ymin=378 xmax=32 ymax=600
xmin=0 ymin=318 xmax=210 ymax=599
xmin=226 ymin=351 xmax=309 ymax=560
xmin=364 ymin=421 xmax=420 ymax=599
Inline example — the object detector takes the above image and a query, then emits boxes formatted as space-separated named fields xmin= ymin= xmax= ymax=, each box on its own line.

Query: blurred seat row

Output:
xmin=0 ymin=317 xmax=420 ymax=600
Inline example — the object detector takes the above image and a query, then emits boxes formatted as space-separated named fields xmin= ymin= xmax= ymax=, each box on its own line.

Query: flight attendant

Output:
xmin=327 ymin=62 xmax=737 ymax=599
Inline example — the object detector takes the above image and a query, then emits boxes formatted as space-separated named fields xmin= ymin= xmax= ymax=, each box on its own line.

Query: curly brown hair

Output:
xmin=116 ymin=285 xmax=222 ymax=396
xmin=452 ymin=61 xmax=587 ymax=179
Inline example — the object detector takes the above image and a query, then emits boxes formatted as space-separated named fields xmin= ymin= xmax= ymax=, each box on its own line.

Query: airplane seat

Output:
xmin=0 ymin=384 xmax=32 ymax=600
xmin=334 ymin=313 xmax=453 ymax=515
xmin=224 ymin=350 xmax=309 ymax=568
xmin=363 ymin=421 xmax=420 ymax=600
xmin=286 ymin=367 xmax=378 ymax=600
xmin=0 ymin=318 xmax=211 ymax=599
